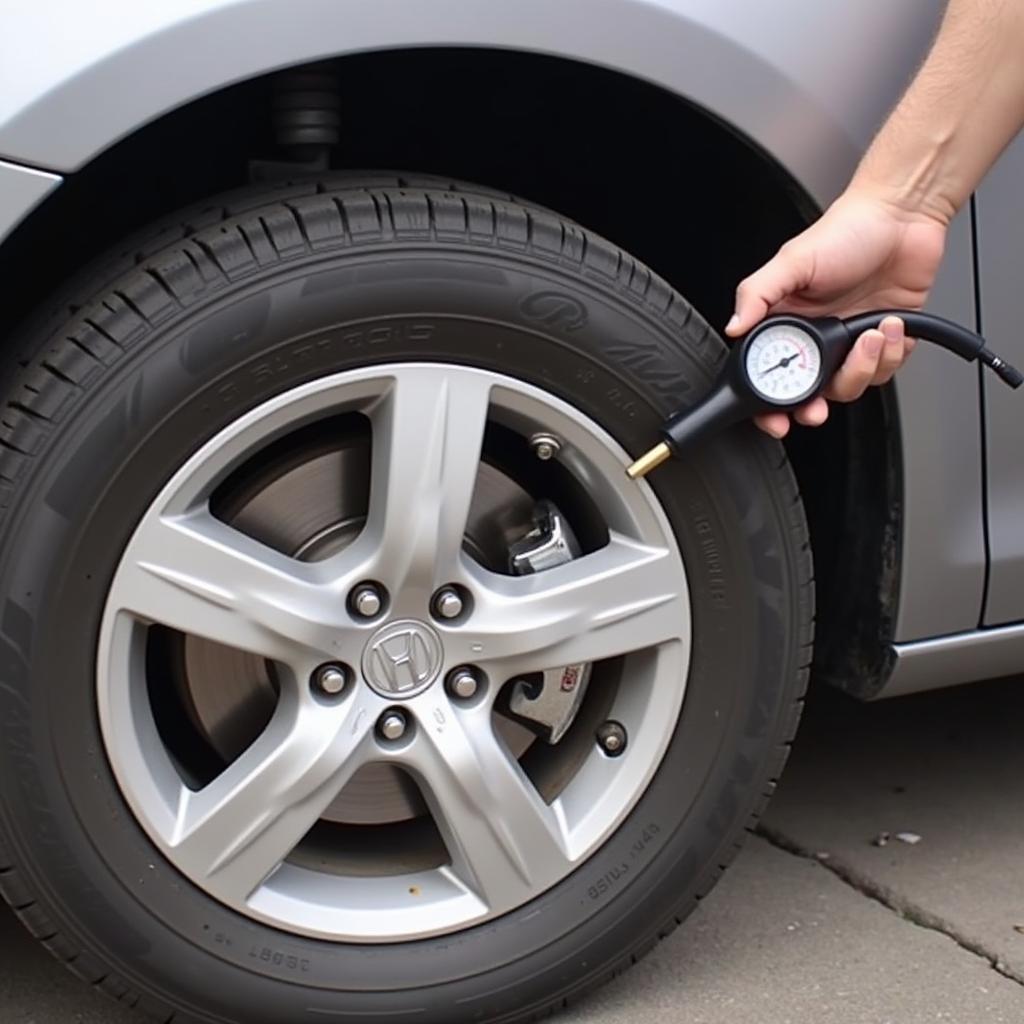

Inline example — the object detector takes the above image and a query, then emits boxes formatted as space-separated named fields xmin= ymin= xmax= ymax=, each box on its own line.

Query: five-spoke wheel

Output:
xmin=98 ymin=364 xmax=690 ymax=940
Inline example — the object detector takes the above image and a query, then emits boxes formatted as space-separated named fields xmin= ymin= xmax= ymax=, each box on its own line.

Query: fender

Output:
xmin=0 ymin=0 xmax=989 ymax=679
xmin=0 ymin=0 xmax=940 ymax=203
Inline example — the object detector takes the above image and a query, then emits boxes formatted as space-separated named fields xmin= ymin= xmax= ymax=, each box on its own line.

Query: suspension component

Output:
xmin=250 ymin=63 xmax=341 ymax=180
xmin=508 ymin=501 xmax=591 ymax=743
xmin=509 ymin=499 xmax=579 ymax=575
xmin=272 ymin=65 xmax=341 ymax=154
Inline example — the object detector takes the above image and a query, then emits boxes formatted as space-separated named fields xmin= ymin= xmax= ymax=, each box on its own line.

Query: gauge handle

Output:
xmin=657 ymin=315 xmax=853 ymax=460
xmin=624 ymin=379 xmax=748 ymax=479
xmin=659 ymin=375 xmax=747 ymax=454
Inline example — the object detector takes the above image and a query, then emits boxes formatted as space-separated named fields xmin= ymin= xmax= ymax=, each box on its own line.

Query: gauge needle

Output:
xmin=759 ymin=352 xmax=800 ymax=376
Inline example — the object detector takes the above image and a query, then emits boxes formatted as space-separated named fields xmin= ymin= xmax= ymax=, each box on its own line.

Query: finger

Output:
xmin=793 ymin=397 xmax=830 ymax=427
xmin=753 ymin=411 xmax=791 ymax=438
xmin=727 ymin=243 xmax=811 ymax=337
xmin=872 ymin=316 xmax=906 ymax=385
xmin=824 ymin=329 xmax=885 ymax=402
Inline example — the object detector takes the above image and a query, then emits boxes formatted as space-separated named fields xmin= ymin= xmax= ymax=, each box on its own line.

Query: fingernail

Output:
xmin=726 ymin=314 xmax=739 ymax=333
xmin=882 ymin=319 xmax=902 ymax=343
xmin=864 ymin=332 xmax=884 ymax=356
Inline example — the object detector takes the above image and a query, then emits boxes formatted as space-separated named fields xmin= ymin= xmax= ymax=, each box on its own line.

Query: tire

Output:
xmin=0 ymin=173 xmax=812 ymax=1024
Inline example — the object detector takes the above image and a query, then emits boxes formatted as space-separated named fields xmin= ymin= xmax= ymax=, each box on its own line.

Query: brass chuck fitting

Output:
xmin=626 ymin=442 xmax=671 ymax=479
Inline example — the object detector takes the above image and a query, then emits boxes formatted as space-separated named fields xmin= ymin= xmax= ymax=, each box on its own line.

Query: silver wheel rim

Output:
xmin=97 ymin=363 xmax=691 ymax=941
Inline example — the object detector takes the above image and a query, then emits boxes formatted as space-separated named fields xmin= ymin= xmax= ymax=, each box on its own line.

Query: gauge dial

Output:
xmin=744 ymin=324 xmax=822 ymax=404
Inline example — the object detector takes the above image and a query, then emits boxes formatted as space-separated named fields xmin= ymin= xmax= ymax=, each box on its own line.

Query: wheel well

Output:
xmin=0 ymin=47 xmax=899 ymax=696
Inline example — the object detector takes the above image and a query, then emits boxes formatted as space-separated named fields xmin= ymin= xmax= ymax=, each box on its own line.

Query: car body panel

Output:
xmin=0 ymin=0 xmax=1011 ymax=674
xmin=886 ymin=622 xmax=1024 ymax=698
xmin=0 ymin=0 xmax=938 ymax=200
xmin=0 ymin=160 xmax=60 ymax=245
xmin=894 ymin=211 xmax=987 ymax=641
xmin=975 ymin=134 xmax=1024 ymax=627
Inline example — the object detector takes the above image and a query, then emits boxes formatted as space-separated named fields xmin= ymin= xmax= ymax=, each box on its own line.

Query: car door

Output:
xmin=975 ymin=133 xmax=1024 ymax=626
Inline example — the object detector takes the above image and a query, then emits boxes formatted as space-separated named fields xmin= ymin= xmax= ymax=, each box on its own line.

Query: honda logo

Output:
xmin=362 ymin=620 xmax=443 ymax=698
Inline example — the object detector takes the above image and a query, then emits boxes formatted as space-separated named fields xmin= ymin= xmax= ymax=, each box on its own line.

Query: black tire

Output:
xmin=0 ymin=173 xmax=812 ymax=1024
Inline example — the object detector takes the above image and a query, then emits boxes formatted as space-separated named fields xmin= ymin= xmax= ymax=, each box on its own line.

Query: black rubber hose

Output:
xmin=843 ymin=309 xmax=1023 ymax=388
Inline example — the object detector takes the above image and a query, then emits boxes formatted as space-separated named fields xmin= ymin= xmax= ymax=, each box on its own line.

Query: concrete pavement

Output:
xmin=567 ymin=674 xmax=1024 ymax=1023
xmin=762 ymin=672 xmax=1024 ymax=986
xmin=3 ymin=676 xmax=1024 ymax=1023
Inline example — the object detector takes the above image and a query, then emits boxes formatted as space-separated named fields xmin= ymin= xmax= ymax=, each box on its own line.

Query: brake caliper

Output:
xmin=508 ymin=501 xmax=592 ymax=744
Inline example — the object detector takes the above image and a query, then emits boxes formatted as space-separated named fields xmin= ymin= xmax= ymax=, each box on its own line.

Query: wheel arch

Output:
xmin=0 ymin=41 xmax=906 ymax=701
xmin=0 ymin=0 xmax=926 ymax=192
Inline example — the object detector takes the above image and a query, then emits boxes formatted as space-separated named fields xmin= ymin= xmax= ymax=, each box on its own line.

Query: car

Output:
xmin=0 ymin=3 xmax=1021 ymax=1022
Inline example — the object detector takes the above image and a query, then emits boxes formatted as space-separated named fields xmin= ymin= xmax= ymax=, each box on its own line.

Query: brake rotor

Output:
xmin=181 ymin=438 xmax=538 ymax=824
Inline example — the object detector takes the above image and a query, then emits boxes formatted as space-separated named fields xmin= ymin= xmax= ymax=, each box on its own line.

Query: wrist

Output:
xmin=842 ymin=173 xmax=958 ymax=229
xmin=848 ymin=125 xmax=966 ymax=228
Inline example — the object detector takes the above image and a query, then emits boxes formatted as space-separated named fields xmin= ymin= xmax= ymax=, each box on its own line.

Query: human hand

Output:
xmin=726 ymin=189 xmax=949 ymax=437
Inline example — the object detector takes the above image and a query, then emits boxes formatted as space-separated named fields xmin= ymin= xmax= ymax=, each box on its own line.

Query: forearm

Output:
xmin=851 ymin=0 xmax=1024 ymax=223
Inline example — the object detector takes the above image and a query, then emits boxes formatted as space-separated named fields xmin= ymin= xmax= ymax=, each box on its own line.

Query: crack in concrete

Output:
xmin=755 ymin=823 xmax=1024 ymax=988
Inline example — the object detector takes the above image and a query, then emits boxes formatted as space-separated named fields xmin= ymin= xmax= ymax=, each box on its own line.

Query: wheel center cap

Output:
xmin=361 ymin=619 xmax=444 ymax=698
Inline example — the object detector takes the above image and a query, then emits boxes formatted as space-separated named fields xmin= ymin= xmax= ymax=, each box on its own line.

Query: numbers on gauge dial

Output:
xmin=745 ymin=325 xmax=822 ymax=403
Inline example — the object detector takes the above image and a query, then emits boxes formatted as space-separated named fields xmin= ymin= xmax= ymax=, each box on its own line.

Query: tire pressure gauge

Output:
xmin=743 ymin=320 xmax=823 ymax=404
xmin=627 ymin=310 xmax=1023 ymax=479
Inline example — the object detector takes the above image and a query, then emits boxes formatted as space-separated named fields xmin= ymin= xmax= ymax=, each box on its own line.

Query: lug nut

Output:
xmin=596 ymin=720 xmax=627 ymax=756
xmin=350 ymin=582 xmax=385 ymax=619
xmin=447 ymin=666 xmax=480 ymax=700
xmin=432 ymin=586 xmax=464 ymax=620
xmin=378 ymin=710 xmax=408 ymax=741
xmin=530 ymin=432 xmax=562 ymax=461
xmin=312 ymin=663 xmax=350 ymax=696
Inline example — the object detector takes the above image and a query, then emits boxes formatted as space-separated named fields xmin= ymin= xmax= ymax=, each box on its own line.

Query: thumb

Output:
xmin=726 ymin=244 xmax=811 ymax=337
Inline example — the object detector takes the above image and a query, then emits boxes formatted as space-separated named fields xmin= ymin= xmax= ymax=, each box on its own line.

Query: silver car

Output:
xmin=0 ymin=4 xmax=1019 ymax=1022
